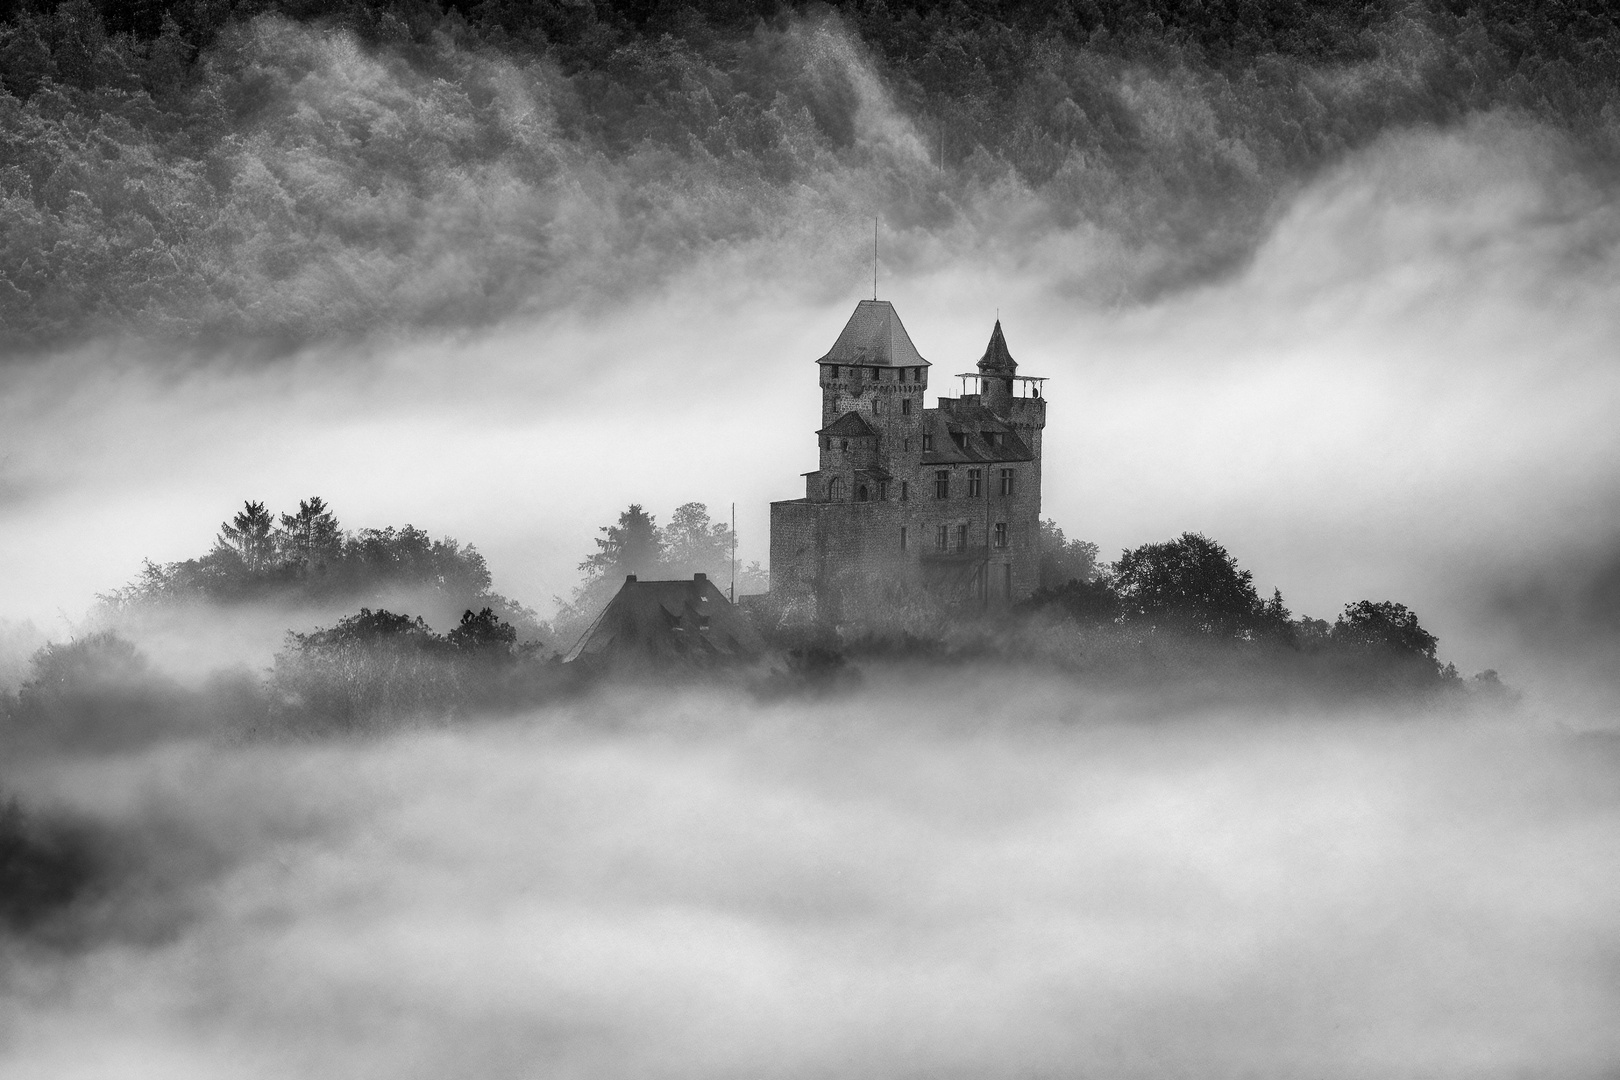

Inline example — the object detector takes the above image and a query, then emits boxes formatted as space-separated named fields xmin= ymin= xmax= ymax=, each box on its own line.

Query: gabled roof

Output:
xmin=563 ymin=574 xmax=770 ymax=669
xmin=817 ymin=411 xmax=879 ymax=438
xmin=818 ymin=300 xmax=928 ymax=367
xmin=977 ymin=319 xmax=1017 ymax=374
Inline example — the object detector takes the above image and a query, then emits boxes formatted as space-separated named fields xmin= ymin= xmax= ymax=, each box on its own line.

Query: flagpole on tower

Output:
xmin=873 ymin=217 xmax=878 ymax=300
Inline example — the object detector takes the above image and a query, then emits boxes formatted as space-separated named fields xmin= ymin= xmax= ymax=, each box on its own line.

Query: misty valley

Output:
xmin=0 ymin=492 xmax=1588 ymax=1080
xmin=4 ymin=0 xmax=1620 ymax=1073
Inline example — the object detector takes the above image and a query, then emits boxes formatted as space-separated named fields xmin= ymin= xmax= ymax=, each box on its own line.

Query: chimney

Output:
xmin=625 ymin=574 xmax=637 ymax=582
xmin=693 ymin=572 xmax=707 ymax=581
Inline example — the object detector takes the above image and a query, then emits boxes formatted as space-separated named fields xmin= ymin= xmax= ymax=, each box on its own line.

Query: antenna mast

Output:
xmin=873 ymin=217 xmax=878 ymax=300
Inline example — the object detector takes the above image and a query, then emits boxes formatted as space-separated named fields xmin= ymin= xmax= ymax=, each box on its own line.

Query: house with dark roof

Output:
xmin=563 ymin=573 xmax=772 ymax=670
xmin=769 ymin=300 xmax=1049 ymax=624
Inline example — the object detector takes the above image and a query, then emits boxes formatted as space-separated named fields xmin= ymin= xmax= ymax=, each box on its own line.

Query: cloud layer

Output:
xmin=3 ymin=679 xmax=1618 ymax=1078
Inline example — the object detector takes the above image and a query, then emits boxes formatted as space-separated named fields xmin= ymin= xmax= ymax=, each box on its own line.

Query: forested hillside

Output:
xmin=1 ymin=0 xmax=1615 ymax=351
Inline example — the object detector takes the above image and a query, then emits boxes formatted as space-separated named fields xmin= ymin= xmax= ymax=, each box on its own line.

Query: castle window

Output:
xmin=1005 ymin=378 xmax=1014 ymax=393
xmin=999 ymin=468 xmax=1015 ymax=496
xmin=878 ymin=480 xmax=888 ymax=500
xmin=994 ymin=522 xmax=1008 ymax=548
xmin=900 ymin=481 xmax=909 ymax=501
xmin=982 ymin=379 xmax=990 ymax=394
xmin=900 ymin=526 xmax=908 ymax=550
xmin=921 ymin=433 xmax=933 ymax=451
xmin=967 ymin=469 xmax=982 ymax=497
xmin=830 ymin=365 xmax=839 ymax=379
xmin=957 ymin=524 xmax=968 ymax=550
xmin=857 ymin=484 xmax=869 ymax=502
xmin=951 ymin=432 xmax=967 ymax=449
xmin=841 ymin=439 xmax=849 ymax=452
xmin=934 ymin=470 xmax=950 ymax=499
xmin=828 ymin=476 xmax=843 ymax=501
xmin=901 ymin=398 xmax=912 ymax=416
xmin=870 ymin=366 xmax=879 ymax=380
xmin=903 ymin=438 xmax=911 ymax=451
xmin=936 ymin=525 xmax=948 ymax=551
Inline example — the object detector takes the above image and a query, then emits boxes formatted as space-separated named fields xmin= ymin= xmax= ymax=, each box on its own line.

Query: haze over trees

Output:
xmin=104 ymin=496 xmax=542 ymax=636
xmin=0 ymin=0 xmax=1615 ymax=351
xmin=1024 ymin=528 xmax=1463 ymax=685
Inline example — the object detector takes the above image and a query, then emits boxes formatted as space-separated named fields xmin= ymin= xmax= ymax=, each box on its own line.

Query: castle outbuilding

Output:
xmin=769 ymin=300 xmax=1048 ymax=623
xmin=564 ymin=573 xmax=770 ymax=669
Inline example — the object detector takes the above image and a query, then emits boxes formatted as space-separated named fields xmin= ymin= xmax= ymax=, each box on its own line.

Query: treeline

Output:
xmin=2 ymin=613 xmax=582 ymax=746
xmin=103 ymin=496 xmax=542 ymax=635
xmin=1 ymin=0 xmax=1615 ymax=349
xmin=1019 ymin=526 xmax=1491 ymax=692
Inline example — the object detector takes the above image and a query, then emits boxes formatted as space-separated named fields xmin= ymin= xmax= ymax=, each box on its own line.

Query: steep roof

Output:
xmin=977 ymin=319 xmax=1017 ymax=374
xmin=918 ymin=408 xmax=1033 ymax=464
xmin=563 ymin=575 xmax=770 ymax=669
xmin=818 ymin=300 xmax=928 ymax=367
xmin=817 ymin=411 xmax=880 ymax=438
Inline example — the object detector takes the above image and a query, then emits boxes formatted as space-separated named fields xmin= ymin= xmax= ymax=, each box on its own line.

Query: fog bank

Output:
xmin=2 ymin=678 xmax=1616 ymax=1078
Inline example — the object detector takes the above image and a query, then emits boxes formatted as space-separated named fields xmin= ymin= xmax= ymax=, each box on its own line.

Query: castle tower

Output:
xmin=770 ymin=300 xmax=1048 ymax=625
xmin=976 ymin=320 xmax=1017 ymax=414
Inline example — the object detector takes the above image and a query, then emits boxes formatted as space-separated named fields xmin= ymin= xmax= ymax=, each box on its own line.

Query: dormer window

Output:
xmin=921 ymin=433 xmax=933 ymax=451
xmin=951 ymin=432 xmax=967 ymax=449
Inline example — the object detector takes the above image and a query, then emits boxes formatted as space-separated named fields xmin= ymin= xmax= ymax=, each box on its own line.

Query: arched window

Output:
xmin=857 ymin=485 xmax=869 ymax=502
xmin=828 ymin=476 xmax=844 ymax=501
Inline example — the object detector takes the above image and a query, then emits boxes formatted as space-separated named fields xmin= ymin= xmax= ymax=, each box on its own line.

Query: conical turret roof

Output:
xmin=977 ymin=320 xmax=1017 ymax=374
xmin=818 ymin=300 xmax=928 ymax=367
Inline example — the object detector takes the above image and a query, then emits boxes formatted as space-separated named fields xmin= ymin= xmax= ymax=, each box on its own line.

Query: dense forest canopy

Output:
xmin=0 ymin=0 xmax=1615 ymax=351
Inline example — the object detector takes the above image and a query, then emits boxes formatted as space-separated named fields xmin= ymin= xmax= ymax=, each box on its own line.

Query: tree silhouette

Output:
xmin=662 ymin=501 xmax=735 ymax=579
xmin=277 ymin=496 xmax=343 ymax=571
xmin=447 ymin=607 xmax=518 ymax=652
xmin=1332 ymin=601 xmax=1439 ymax=663
xmin=215 ymin=501 xmax=276 ymax=574
xmin=1038 ymin=518 xmax=1100 ymax=588
xmin=581 ymin=504 xmax=664 ymax=581
xmin=1113 ymin=532 xmax=1272 ymax=637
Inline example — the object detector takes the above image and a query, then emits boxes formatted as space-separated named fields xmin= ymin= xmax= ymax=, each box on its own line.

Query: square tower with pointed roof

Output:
xmin=769 ymin=300 xmax=1048 ymax=624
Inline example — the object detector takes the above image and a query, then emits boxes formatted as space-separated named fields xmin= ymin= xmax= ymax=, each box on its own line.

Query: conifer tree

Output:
xmin=215 ymin=501 xmax=276 ymax=574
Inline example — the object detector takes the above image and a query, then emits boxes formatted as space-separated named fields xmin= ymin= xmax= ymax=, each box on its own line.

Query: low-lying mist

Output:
xmin=2 ymin=673 xmax=1617 ymax=1079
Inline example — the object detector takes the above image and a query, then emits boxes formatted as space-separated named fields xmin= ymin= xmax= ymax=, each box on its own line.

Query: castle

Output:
xmin=769 ymin=299 xmax=1048 ymax=622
